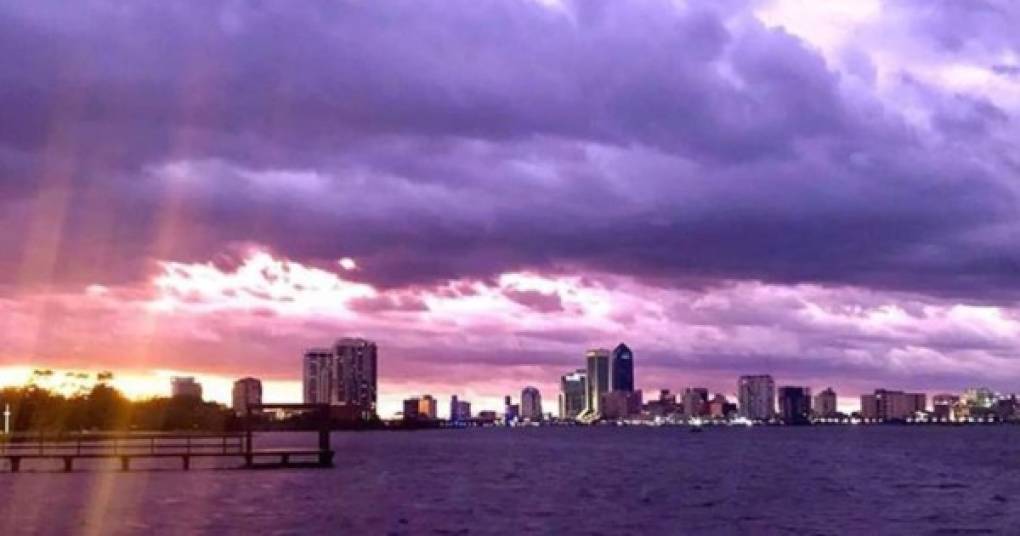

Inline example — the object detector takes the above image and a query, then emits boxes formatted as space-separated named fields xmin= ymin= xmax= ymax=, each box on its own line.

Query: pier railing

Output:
xmin=1 ymin=403 xmax=334 ymax=472
xmin=0 ymin=431 xmax=245 ymax=457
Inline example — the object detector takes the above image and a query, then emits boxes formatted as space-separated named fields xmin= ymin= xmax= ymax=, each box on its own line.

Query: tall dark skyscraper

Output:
xmin=778 ymin=386 xmax=811 ymax=425
xmin=610 ymin=343 xmax=634 ymax=392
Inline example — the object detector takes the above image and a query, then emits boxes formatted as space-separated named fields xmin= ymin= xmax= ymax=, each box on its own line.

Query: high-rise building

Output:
xmin=778 ymin=386 xmax=811 ymax=425
xmin=334 ymin=338 xmax=378 ymax=419
xmin=521 ymin=386 xmax=542 ymax=421
xmin=171 ymin=377 xmax=203 ymax=400
xmin=814 ymin=387 xmax=838 ymax=418
xmin=738 ymin=375 xmax=775 ymax=421
xmin=303 ymin=348 xmax=334 ymax=404
xmin=418 ymin=395 xmax=438 ymax=419
xmin=610 ymin=343 xmax=634 ymax=392
xmin=302 ymin=338 xmax=378 ymax=420
xmin=682 ymin=387 xmax=709 ymax=418
xmin=450 ymin=395 xmax=472 ymax=422
xmin=583 ymin=348 xmax=611 ymax=418
xmin=860 ymin=389 xmax=926 ymax=421
xmin=559 ymin=369 xmax=587 ymax=420
xmin=231 ymin=377 xmax=262 ymax=415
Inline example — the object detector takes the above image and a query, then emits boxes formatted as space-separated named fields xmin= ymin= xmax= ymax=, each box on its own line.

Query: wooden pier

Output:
xmin=0 ymin=403 xmax=334 ymax=472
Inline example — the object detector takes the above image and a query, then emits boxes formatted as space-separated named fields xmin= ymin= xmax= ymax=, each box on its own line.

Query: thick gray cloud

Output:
xmin=0 ymin=0 xmax=1017 ymax=305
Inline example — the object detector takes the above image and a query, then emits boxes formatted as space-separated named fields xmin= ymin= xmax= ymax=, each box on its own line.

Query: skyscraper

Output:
xmin=814 ymin=387 xmax=837 ymax=418
xmin=231 ymin=377 xmax=262 ymax=416
xmin=583 ymin=348 xmax=611 ymax=419
xmin=303 ymin=348 xmax=334 ymax=404
xmin=302 ymin=338 xmax=378 ymax=420
xmin=778 ymin=386 xmax=811 ymax=425
xmin=521 ymin=386 xmax=543 ymax=421
xmin=559 ymin=369 xmax=587 ymax=420
xmin=738 ymin=375 xmax=775 ymax=421
xmin=334 ymin=337 xmax=378 ymax=419
xmin=610 ymin=343 xmax=634 ymax=392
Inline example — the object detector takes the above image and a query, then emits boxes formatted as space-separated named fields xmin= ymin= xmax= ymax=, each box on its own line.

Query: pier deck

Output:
xmin=1 ymin=404 xmax=335 ymax=472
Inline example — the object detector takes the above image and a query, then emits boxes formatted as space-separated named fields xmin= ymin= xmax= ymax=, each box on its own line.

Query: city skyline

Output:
xmin=5 ymin=337 xmax=1011 ymax=421
xmin=4 ymin=1 xmax=1020 ymax=417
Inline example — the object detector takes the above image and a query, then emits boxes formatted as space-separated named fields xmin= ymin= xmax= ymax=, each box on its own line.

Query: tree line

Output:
xmin=0 ymin=372 xmax=240 ymax=433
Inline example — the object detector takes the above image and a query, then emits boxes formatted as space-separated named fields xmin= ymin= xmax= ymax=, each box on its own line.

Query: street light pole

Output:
xmin=3 ymin=403 xmax=9 ymax=435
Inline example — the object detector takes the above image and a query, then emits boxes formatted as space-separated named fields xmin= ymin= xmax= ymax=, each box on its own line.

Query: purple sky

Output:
xmin=1 ymin=0 xmax=1019 ymax=414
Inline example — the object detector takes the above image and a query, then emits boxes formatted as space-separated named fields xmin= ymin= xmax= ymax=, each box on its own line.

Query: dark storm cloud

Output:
xmin=0 ymin=0 xmax=1017 ymax=303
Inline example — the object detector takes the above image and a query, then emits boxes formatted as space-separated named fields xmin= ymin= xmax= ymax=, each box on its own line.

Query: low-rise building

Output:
xmin=603 ymin=390 xmax=643 ymax=419
xmin=171 ymin=377 xmax=203 ymax=400
xmin=860 ymin=389 xmax=926 ymax=421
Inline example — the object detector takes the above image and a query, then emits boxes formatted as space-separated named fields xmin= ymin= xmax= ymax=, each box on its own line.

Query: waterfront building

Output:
xmin=231 ymin=377 xmax=262 ymax=416
xmin=402 ymin=397 xmax=420 ymax=420
xmin=503 ymin=395 xmax=521 ymax=423
xmin=682 ymin=388 xmax=709 ymax=418
xmin=419 ymin=395 xmax=438 ymax=419
xmin=456 ymin=400 xmax=472 ymax=421
xmin=559 ymin=369 xmax=587 ymax=420
xmin=962 ymin=387 xmax=997 ymax=409
xmin=334 ymin=338 xmax=378 ymax=418
xmin=814 ymin=387 xmax=838 ymax=418
xmin=610 ymin=343 xmax=634 ymax=392
xmin=505 ymin=404 xmax=520 ymax=423
xmin=171 ymin=377 xmax=203 ymax=400
xmin=708 ymin=394 xmax=731 ymax=419
xmin=646 ymin=389 xmax=678 ymax=417
xmin=450 ymin=395 xmax=472 ymax=422
xmin=993 ymin=397 xmax=1017 ymax=421
xmin=302 ymin=338 xmax=378 ymax=419
xmin=582 ymin=348 xmax=611 ymax=419
xmin=477 ymin=410 xmax=498 ymax=424
xmin=404 ymin=398 xmax=421 ymax=420
xmin=603 ymin=390 xmax=643 ymax=419
xmin=778 ymin=386 xmax=811 ymax=425
xmin=738 ymin=375 xmax=775 ymax=421
xmin=521 ymin=386 xmax=543 ymax=421
xmin=302 ymin=348 xmax=334 ymax=404
xmin=860 ymin=390 xmax=926 ymax=421
xmin=932 ymin=394 xmax=959 ymax=421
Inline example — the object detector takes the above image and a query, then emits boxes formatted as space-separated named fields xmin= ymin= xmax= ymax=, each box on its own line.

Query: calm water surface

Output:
xmin=2 ymin=426 xmax=1019 ymax=535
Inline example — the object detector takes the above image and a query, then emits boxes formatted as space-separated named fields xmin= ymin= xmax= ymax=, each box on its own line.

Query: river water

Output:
xmin=1 ymin=426 xmax=1018 ymax=535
